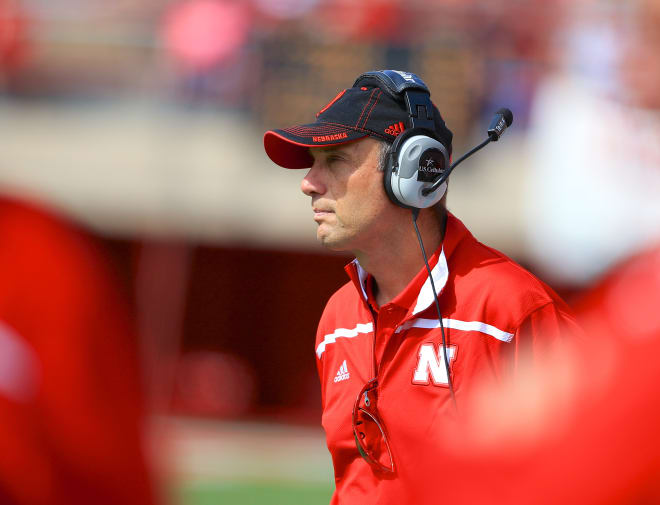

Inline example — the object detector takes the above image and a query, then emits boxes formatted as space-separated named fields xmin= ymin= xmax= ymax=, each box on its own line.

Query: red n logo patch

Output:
xmin=412 ymin=343 xmax=457 ymax=386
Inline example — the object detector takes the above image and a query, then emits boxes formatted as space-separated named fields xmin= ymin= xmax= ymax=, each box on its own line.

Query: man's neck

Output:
xmin=356 ymin=210 xmax=445 ymax=307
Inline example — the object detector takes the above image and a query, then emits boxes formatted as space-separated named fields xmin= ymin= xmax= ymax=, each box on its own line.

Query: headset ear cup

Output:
xmin=384 ymin=130 xmax=449 ymax=209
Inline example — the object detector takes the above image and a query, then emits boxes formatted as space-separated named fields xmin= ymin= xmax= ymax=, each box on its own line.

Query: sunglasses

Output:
xmin=352 ymin=378 xmax=395 ymax=473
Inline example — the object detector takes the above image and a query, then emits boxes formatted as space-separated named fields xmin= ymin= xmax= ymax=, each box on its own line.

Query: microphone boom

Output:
xmin=421 ymin=108 xmax=513 ymax=197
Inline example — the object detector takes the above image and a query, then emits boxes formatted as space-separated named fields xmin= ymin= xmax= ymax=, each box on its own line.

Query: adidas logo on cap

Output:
xmin=385 ymin=121 xmax=405 ymax=137
xmin=334 ymin=360 xmax=350 ymax=383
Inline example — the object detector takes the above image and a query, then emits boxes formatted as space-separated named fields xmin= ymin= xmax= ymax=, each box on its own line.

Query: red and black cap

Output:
xmin=263 ymin=75 xmax=453 ymax=169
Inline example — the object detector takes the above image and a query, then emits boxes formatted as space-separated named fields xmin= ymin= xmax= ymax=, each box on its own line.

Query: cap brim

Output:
xmin=263 ymin=123 xmax=368 ymax=169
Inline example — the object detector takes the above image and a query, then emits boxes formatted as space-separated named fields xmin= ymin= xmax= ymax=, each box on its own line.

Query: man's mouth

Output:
xmin=313 ymin=208 xmax=334 ymax=220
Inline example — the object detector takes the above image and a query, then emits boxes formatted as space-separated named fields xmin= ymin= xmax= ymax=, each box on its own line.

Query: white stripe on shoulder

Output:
xmin=316 ymin=322 xmax=373 ymax=358
xmin=396 ymin=318 xmax=514 ymax=343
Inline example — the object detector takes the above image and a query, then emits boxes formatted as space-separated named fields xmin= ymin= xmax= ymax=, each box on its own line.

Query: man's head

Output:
xmin=263 ymin=70 xmax=453 ymax=251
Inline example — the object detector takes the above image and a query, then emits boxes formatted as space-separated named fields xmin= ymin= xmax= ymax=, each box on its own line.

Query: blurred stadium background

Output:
xmin=1 ymin=0 xmax=659 ymax=503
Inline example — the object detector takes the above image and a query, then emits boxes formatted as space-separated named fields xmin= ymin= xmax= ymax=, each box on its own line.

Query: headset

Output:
xmin=353 ymin=70 xmax=450 ymax=210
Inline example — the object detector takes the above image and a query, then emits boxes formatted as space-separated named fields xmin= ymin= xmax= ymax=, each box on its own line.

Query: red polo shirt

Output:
xmin=315 ymin=212 xmax=581 ymax=504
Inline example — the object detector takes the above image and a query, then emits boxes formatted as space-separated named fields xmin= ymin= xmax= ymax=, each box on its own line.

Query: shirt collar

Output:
xmin=344 ymin=212 xmax=470 ymax=316
xmin=411 ymin=247 xmax=449 ymax=315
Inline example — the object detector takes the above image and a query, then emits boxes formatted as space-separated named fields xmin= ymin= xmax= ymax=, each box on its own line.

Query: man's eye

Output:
xmin=326 ymin=155 xmax=343 ymax=164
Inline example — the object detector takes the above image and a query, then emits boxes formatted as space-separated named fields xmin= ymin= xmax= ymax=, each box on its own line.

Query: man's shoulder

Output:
xmin=451 ymin=234 xmax=565 ymax=314
xmin=315 ymin=280 xmax=372 ymax=349
xmin=322 ymin=280 xmax=364 ymax=316
xmin=447 ymin=213 xmax=557 ymax=300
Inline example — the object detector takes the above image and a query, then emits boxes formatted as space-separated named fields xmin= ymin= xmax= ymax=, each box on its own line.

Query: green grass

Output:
xmin=178 ymin=480 xmax=334 ymax=505
xmin=159 ymin=418 xmax=334 ymax=505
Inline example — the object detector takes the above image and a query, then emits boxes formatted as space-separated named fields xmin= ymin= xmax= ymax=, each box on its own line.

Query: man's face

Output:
xmin=301 ymin=137 xmax=394 ymax=253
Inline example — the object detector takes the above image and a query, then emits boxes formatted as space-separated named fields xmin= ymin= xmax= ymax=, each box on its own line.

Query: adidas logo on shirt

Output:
xmin=334 ymin=360 xmax=350 ymax=383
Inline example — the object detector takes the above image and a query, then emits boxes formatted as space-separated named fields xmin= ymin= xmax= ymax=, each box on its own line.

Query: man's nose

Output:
xmin=301 ymin=164 xmax=326 ymax=197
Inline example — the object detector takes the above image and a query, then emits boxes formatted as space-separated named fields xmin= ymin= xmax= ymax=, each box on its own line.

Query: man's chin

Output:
xmin=317 ymin=232 xmax=350 ymax=252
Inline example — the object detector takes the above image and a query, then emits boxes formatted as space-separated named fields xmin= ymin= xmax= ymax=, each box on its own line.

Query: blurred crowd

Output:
xmin=1 ymin=0 xmax=660 ymax=504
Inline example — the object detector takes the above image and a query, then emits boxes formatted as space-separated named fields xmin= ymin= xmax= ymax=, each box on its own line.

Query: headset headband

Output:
xmin=353 ymin=70 xmax=435 ymax=132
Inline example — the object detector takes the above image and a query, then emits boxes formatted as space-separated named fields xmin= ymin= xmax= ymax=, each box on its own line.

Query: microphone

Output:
xmin=421 ymin=108 xmax=514 ymax=196
xmin=487 ymin=108 xmax=513 ymax=141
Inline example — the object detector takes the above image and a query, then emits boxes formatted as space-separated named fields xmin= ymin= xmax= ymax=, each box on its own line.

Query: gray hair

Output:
xmin=376 ymin=139 xmax=391 ymax=172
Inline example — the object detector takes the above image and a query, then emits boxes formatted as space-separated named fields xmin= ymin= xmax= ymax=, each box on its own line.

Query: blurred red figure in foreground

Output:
xmin=0 ymin=196 xmax=154 ymax=505
xmin=412 ymin=245 xmax=660 ymax=505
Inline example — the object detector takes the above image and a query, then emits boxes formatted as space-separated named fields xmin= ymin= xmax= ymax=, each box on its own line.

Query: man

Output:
xmin=263 ymin=70 xmax=580 ymax=504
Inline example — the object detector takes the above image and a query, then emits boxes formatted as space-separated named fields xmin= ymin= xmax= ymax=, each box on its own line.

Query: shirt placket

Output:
xmin=373 ymin=304 xmax=407 ymax=379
